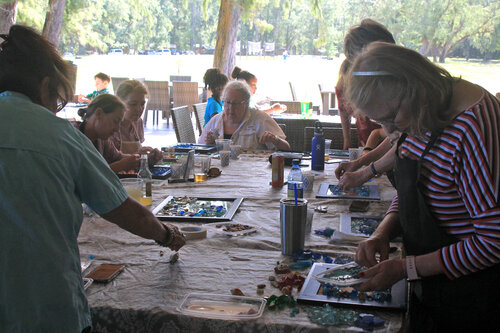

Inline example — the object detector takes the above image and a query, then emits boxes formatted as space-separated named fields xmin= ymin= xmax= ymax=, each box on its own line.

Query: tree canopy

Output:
xmin=0 ymin=0 xmax=498 ymax=62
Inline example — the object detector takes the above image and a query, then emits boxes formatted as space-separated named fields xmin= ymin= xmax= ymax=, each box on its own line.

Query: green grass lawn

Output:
xmin=72 ymin=55 xmax=499 ymax=107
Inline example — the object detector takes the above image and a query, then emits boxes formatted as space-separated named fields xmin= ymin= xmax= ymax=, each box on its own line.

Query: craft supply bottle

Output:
xmin=311 ymin=121 xmax=325 ymax=171
xmin=272 ymin=153 xmax=285 ymax=187
xmin=287 ymin=159 xmax=303 ymax=198
xmin=137 ymin=154 xmax=152 ymax=206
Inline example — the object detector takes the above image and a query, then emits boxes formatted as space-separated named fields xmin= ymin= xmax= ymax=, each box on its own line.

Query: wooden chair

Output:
xmin=173 ymin=81 xmax=199 ymax=113
xmin=271 ymin=100 xmax=312 ymax=114
xmin=289 ymin=81 xmax=297 ymax=101
xmin=170 ymin=75 xmax=191 ymax=82
xmin=303 ymin=126 xmax=357 ymax=152
xmin=144 ymin=80 xmax=170 ymax=127
xmin=171 ymin=106 xmax=196 ymax=143
xmin=318 ymin=84 xmax=337 ymax=115
xmin=111 ymin=77 xmax=128 ymax=93
xmin=193 ymin=102 xmax=207 ymax=135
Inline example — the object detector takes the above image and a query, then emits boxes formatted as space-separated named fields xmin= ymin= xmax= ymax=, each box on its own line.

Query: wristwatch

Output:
xmin=405 ymin=256 xmax=421 ymax=281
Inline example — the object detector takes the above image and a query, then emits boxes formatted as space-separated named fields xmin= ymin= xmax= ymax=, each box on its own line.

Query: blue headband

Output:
xmin=352 ymin=71 xmax=391 ymax=76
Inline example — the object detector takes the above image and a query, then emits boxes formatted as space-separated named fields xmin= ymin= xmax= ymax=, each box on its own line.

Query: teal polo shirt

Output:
xmin=0 ymin=91 xmax=128 ymax=332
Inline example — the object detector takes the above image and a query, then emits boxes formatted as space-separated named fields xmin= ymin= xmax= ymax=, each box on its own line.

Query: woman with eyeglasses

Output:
xmin=76 ymin=94 xmax=141 ymax=173
xmin=0 ymin=25 xmax=185 ymax=333
xmin=346 ymin=42 xmax=499 ymax=332
xmin=198 ymin=80 xmax=290 ymax=151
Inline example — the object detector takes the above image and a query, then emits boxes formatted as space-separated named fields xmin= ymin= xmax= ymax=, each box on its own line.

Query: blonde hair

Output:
xmin=345 ymin=42 xmax=455 ymax=136
xmin=116 ymin=79 xmax=148 ymax=100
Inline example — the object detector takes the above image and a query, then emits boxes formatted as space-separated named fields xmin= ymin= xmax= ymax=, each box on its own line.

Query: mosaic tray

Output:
xmin=163 ymin=143 xmax=216 ymax=154
xmin=340 ymin=214 xmax=383 ymax=237
xmin=152 ymin=196 xmax=244 ymax=222
xmin=297 ymin=263 xmax=406 ymax=310
xmin=316 ymin=182 xmax=380 ymax=200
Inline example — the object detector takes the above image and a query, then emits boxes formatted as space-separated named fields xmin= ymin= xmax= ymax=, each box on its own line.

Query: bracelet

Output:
xmin=156 ymin=224 xmax=174 ymax=247
xmin=369 ymin=162 xmax=378 ymax=176
xmin=363 ymin=147 xmax=373 ymax=152
xmin=405 ymin=256 xmax=421 ymax=281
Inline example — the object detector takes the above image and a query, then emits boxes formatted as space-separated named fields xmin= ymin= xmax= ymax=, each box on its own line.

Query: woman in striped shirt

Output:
xmin=345 ymin=42 xmax=499 ymax=331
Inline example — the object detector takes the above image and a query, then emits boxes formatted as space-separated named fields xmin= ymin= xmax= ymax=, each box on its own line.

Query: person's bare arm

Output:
xmin=340 ymin=110 xmax=352 ymax=150
xmin=101 ymin=198 xmax=185 ymax=251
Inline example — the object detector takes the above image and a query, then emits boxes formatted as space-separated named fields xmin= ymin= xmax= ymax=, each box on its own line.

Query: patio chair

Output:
xmin=173 ymin=81 xmax=199 ymax=113
xmin=193 ymin=102 xmax=207 ymax=135
xmin=111 ymin=77 xmax=128 ymax=93
xmin=289 ymin=81 xmax=297 ymax=101
xmin=318 ymin=84 xmax=337 ymax=115
xmin=170 ymin=75 xmax=191 ymax=82
xmin=171 ymin=105 xmax=196 ymax=143
xmin=271 ymin=101 xmax=312 ymax=114
xmin=144 ymin=80 xmax=170 ymax=127
xmin=303 ymin=126 xmax=358 ymax=152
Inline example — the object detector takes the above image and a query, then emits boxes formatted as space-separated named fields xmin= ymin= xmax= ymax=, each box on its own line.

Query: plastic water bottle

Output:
xmin=287 ymin=159 xmax=304 ymax=199
xmin=137 ymin=154 xmax=153 ymax=206
xmin=311 ymin=121 xmax=325 ymax=171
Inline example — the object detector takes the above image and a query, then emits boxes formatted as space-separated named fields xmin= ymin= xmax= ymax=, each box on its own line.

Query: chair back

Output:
xmin=144 ymin=80 xmax=170 ymax=111
xmin=173 ymin=81 xmax=199 ymax=112
xmin=171 ymin=106 xmax=196 ymax=143
xmin=303 ymin=126 xmax=357 ymax=152
xmin=289 ymin=81 xmax=297 ymax=101
xmin=193 ymin=102 xmax=207 ymax=135
xmin=170 ymin=75 xmax=191 ymax=82
xmin=111 ymin=77 xmax=128 ymax=93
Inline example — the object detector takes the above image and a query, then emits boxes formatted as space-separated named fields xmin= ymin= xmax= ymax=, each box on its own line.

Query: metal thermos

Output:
xmin=280 ymin=198 xmax=308 ymax=255
xmin=311 ymin=121 xmax=325 ymax=171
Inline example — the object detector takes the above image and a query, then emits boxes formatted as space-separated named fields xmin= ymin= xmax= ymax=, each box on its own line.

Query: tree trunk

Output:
xmin=0 ymin=1 xmax=18 ymax=34
xmin=42 ymin=0 xmax=67 ymax=48
xmin=213 ymin=0 xmax=241 ymax=77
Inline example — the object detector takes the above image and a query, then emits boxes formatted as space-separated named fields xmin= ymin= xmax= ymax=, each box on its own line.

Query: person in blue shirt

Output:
xmin=78 ymin=72 xmax=111 ymax=104
xmin=0 ymin=25 xmax=185 ymax=333
xmin=203 ymin=68 xmax=228 ymax=126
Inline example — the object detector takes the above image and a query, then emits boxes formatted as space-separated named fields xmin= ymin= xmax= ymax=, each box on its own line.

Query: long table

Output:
xmin=79 ymin=153 xmax=404 ymax=332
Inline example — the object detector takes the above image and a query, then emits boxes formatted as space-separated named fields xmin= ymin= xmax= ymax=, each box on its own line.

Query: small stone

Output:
xmin=274 ymin=264 xmax=291 ymax=274
xmin=231 ymin=288 xmax=245 ymax=296
xmin=257 ymin=284 xmax=266 ymax=289
xmin=159 ymin=251 xmax=164 ymax=257
xmin=169 ymin=252 xmax=179 ymax=264
xmin=281 ymin=286 xmax=292 ymax=295
xmin=247 ymin=307 xmax=257 ymax=315
xmin=268 ymin=275 xmax=276 ymax=281
xmin=257 ymin=288 xmax=264 ymax=295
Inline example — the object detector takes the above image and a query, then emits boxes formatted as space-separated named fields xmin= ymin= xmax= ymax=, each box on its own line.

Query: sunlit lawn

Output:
xmin=73 ymin=54 xmax=499 ymax=108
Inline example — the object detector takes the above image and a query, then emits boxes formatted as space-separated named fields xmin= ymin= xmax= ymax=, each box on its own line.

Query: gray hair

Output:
xmin=222 ymin=80 xmax=251 ymax=103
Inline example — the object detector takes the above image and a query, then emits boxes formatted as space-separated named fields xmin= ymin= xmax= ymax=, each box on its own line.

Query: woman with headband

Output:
xmin=346 ymin=42 xmax=499 ymax=332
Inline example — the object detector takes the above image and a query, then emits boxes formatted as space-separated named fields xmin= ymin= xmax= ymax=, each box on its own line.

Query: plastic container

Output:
xmin=177 ymin=293 xmax=265 ymax=320
xmin=287 ymin=159 xmax=303 ymax=199
xmin=311 ymin=121 xmax=325 ymax=171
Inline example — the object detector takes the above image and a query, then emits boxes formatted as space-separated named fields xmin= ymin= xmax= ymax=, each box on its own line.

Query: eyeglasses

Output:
xmin=223 ymin=99 xmax=248 ymax=106
xmin=56 ymin=101 xmax=67 ymax=112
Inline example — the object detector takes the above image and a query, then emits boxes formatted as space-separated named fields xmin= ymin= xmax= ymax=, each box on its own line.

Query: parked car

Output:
xmin=144 ymin=49 xmax=156 ymax=55
xmin=157 ymin=49 xmax=171 ymax=55
xmin=170 ymin=49 xmax=181 ymax=55
xmin=108 ymin=49 xmax=123 ymax=55
xmin=184 ymin=50 xmax=195 ymax=55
